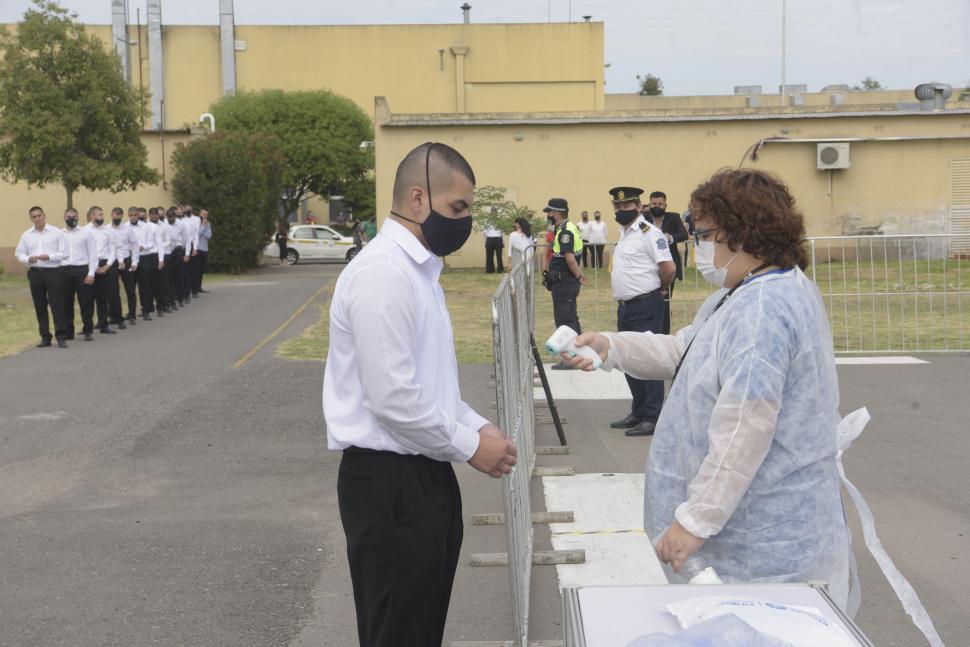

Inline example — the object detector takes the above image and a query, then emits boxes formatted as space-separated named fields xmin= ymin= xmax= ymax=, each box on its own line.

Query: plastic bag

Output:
xmin=624 ymin=613 xmax=792 ymax=647
xmin=665 ymin=596 xmax=856 ymax=647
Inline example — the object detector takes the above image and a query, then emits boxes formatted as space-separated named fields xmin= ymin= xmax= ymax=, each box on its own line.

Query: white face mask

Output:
xmin=695 ymin=240 xmax=738 ymax=288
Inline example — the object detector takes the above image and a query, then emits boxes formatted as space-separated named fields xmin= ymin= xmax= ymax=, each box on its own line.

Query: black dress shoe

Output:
xmin=625 ymin=421 xmax=657 ymax=437
xmin=117 ymin=321 xmax=127 ymax=330
xmin=100 ymin=327 xmax=116 ymax=334
xmin=36 ymin=339 xmax=52 ymax=348
xmin=141 ymin=314 xmax=152 ymax=321
xmin=550 ymin=362 xmax=575 ymax=370
xmin=610 ymin=414 xmax=643 ymax=429
xmin=57 ymin=339 xmax=68 ymax=349
xmin=65 ymin=334 xmax=75 ymax=341
xmin=83 ymin=333 xmax=93 ymax=341
xmin=156 ymin=311 xmax=164 ymax=317
xmin=198 ymin=289 xmax=209 ymax=293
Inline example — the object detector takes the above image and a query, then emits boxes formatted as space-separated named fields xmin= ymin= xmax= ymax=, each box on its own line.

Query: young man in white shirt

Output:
xmin=110 ymin=207 xmax=139 ymax=326
xmin=587 ymin=210 xmax=608 ymax=269
xmin=323 ymin=142 xmax=517 ymax=647
xmin=15 ymin=206 xmax=69 ymax=347
xmin=84 ymin=206 xmax=118 ymax=335
xmin=60 ymin=207 xmax=99 ymax=341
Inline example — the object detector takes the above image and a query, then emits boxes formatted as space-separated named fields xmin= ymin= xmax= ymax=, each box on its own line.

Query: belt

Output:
xmin=617 ymin=289 xmax=661 ymax=306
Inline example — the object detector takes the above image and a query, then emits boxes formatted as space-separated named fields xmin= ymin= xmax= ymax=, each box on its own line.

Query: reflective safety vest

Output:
xmin=552 ymin=220 xmax=584 ymax=257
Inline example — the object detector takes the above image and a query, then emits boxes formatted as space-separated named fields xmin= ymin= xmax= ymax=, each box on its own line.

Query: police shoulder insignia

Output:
xmin=638 ymin=221 xmax=648 ymax=231
xmin=560 ymin=232 xmax=572 ymax=244
xmin=656 ymin=237 xmax=668 ymax=250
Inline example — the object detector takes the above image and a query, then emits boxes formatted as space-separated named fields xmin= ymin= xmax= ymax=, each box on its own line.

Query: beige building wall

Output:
xmin=374 ymin=100 xmax=970 ymax=269
xmin=1 ymin=131 xmax=199 ymax=273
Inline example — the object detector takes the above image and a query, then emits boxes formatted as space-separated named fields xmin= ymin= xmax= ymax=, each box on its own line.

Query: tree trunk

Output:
xmin=65 ymin=184 xmax=75 ymax=209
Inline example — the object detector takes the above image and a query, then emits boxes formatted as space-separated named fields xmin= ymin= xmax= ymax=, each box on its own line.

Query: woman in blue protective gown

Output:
xmin=563 ymin=169 xmax=852 ymax=610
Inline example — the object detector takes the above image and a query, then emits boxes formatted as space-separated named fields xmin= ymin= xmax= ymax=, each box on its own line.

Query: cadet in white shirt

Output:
xmin=578 ymin=210 xmax=592 ymax=268
xmin=110 ymin=207 xmax=139 ymax=326
xmin=148 ymin=207 xmax=173 ymax=314
xmin=15 ymin=206 xmax=70 ymax=347
xmin=183 ymin=204 xmax=202 ymax=298
xmin=608 ymin=186 xmax=676 ymax=437
xmin=84 ymin=206 xmax=118 ymax=335
xmin=323 ymin=142 xmax=517 ymax=647
xmin=483 ymin=219 xmax=504 ymax=273
xmin=60 ymin=207 xmax=99 ymax=341
xmin=587 ymin=209 xmax=608 ymax=269
xmin=130 ymin=207 xmax=160 ymax=320
xmin=165 ymin=206 xmax=190 ymax=308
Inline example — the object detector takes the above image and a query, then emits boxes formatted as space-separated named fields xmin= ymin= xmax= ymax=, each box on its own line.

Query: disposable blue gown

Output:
xmin=602 ymin=268 xmax=851 ymax=609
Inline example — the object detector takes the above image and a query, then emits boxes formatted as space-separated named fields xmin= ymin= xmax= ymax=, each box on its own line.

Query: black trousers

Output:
xmin=338 ymin=449 xmax=462 ymax=647
xmin=93 ymin=259 xmax=115 ymax=330
xmin=195 ymin=250 xmax=208 ymax=291
xmin=137 ymin=253 xmax=159 ymax=315
xmin=551 ymin=274 xmax=582 ymax=334
xmin=187 ymin=254 xmax=200 ymax=295
xmin=159 ymin=254 xmax=175 ymax=308
xmin=484 ymin=238 xmax=504 ymax=273
xmin=120 ymin=257 xmax=138 ymax=319
xmin=27 ymin=267 xmax=67 ymax=341
xmin=618 ymin=291 xmax=665 ymax=422
xmin=61 ymin=264 xmax=95 ymax=337
xmin=662 ymin=281 xmax=676 ymax=335
xmin=590 ymin=244 xmax=605 ymax=269
xmin=581 ymin=240 xmax=589 ymax=267
xmin=170 ymin=247 xmax=189 ymax=304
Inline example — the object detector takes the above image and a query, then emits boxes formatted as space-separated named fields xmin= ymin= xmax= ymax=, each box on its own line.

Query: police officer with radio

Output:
xmin=608 ymin=187 xmax=676 ymax=436
xmin=542 ymin=198 xmax=587 ymax=369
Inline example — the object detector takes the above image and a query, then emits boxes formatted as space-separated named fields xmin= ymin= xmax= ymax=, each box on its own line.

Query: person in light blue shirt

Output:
xmin=196 ymin=208 xmax=212 ymax=293
xmin=560 ymin=169 xmax=853 ymax=611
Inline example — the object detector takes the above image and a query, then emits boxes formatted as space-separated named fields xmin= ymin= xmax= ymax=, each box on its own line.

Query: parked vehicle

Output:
xmin=264 ymin=225 xmax=360 ymax=264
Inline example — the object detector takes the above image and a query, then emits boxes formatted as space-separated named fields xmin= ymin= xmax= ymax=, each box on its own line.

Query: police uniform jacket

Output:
xmin=611 ymin=215 xmax=673 ymax=301
xmin=549 ymin=220 xmax=584 ymax=273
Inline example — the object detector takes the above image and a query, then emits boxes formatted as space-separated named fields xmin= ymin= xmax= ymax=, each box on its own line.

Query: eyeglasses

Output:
xmin=693 ymin=227 xmax=717 ymax=245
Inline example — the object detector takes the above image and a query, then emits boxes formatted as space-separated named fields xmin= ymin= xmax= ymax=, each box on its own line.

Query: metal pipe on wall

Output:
xmin=220 ymin=0 xmax=237 ymax=96
xmin=111 ymin=0 xmax=129 ymax=83
xmin=147 ymin=0 xmax=164 ymax=131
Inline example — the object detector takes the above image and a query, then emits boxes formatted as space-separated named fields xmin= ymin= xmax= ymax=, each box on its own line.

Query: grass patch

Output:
xmin=0 ymin=271 xmax=234 ymax=358
xmin=278 ymin=257 xmax=970 ymax=364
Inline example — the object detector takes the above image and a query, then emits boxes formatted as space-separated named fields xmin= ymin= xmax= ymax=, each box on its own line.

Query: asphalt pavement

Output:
xmin=0 ymin=263 xmax=966 ymax=646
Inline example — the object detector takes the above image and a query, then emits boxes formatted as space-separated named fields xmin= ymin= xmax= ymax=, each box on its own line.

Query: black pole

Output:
xmin=531 ymin=333 xmax=567 ymax=446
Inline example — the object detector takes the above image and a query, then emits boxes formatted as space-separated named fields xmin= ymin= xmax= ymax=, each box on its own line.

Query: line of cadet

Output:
xmin=14 ymin=203 xmax=212 ymax=348
xmin=542 ymin=186 xmax=688 ymax=437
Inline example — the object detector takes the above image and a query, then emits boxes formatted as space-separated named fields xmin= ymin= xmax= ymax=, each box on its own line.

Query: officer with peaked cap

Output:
xmin=542 ymin=198 xmax=587 ymax=369
xmin=608 ymin=186 xmax=676 ymax=435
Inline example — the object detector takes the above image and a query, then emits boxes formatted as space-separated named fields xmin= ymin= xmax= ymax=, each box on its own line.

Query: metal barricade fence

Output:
xmin=533 ymin=234 xmax=970 ymax=354
xmin=490 ymin=258 xmax=536 ymax=647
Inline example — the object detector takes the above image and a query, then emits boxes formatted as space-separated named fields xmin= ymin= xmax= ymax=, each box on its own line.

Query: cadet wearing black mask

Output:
xmin=645 ymin=191 xmax=688 ymax=334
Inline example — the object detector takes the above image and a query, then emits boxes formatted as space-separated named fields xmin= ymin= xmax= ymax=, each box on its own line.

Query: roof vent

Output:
xmin=915 ymin=82 xmax=952 ymax=111
xmin=461 ymin=3 xmax=471 ymax=23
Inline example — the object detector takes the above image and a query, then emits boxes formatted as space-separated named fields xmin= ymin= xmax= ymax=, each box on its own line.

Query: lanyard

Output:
xmin=669 ymin=263 xmax=774 ymax=385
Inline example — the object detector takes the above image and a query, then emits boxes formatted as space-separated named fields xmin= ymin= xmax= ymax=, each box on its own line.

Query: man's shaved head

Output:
xmin=392 ymin=142 xmax=476 ymax=210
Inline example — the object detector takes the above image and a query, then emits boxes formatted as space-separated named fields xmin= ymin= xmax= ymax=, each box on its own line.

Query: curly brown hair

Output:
xmin=690 ymin=168 xmax=808 ymax=270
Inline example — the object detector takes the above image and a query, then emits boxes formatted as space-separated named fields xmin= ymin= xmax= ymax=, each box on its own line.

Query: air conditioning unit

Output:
xmin=817 ymin=142 xmax=850 ymax=170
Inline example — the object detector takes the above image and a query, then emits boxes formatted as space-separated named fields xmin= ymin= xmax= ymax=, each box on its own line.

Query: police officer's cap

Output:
xmin=609 ymin=187 xmax=644 ymax=203
xmin=542 ymin=198 xmax=569 ymax=213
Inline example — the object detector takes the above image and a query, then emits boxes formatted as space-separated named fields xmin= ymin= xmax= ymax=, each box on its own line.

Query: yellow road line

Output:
xmin=232 ymin=282 xmax=331 ymax=369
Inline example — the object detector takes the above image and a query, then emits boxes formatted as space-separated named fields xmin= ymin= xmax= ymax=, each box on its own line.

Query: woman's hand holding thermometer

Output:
xmin=544 ymin=326 xmax=609 ymax=371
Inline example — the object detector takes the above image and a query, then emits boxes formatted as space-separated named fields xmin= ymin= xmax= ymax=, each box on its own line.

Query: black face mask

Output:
xmin=94 ymin=218 xmax=104 ymax=225
xmin=65 ymin=218 xmax=78 ymax=229
xmin=112 ymin=217 xmax=122 ymax=226
xmin=650 ymin=206 xmax=666 ymax=218
xmin=615 ymin=209 xmax=638 ymax=226
xmin=390 ymin=143 xmax=472 ymax=257
xmin=547 ymin=215 xmax=556 ymax=225
xmin=594 ymin=216 xmax=600 ymax=221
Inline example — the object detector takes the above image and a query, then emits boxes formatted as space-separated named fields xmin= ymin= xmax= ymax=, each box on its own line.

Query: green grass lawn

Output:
xmin=277 ymin=257 xmax=970 ymax=364
xmin=0 ymin=271 xmax=232 ymax=358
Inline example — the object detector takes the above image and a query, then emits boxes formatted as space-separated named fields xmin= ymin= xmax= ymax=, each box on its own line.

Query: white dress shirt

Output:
xmin=109 ymin=223 xmax=140 ymax=265
xmin=155 ymin=220 xmax=173 ymax=256
xmin=588 ymin=220 xmax=608 ymax=244
xmin=323 ymin=218 xmax=487 ymax=463
xmin=166 ymin=219 xmax=189 ymax=252
xmin=61 ymin=226 xmax=99 ymax=277
xmin=184 ymin=215 xmax=201 ymax=253
xmin=131 ymin=220 xmax=160 ymax=255
xmin=507 ymin=230 xmax=534 ymax=266
xmin=15 ymin=224 xmax=68 ymax=269
xmin=483 ymin=223 xmax=503 ymax=239
xmin=577 ymin=220 xmax=591 ymax=240
xmin=610 ymin=215 xmax=673 ymax=300
xmin=85 ymin=222 xmax=115 ymax=265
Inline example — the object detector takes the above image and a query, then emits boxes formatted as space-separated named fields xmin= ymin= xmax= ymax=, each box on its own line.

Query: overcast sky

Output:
xmin=3 ymin=0 xmax=967 ymax=95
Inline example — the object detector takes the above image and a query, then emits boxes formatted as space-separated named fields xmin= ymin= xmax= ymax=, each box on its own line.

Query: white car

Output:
xmin=265 ymin=225 xmax=360 ymax=264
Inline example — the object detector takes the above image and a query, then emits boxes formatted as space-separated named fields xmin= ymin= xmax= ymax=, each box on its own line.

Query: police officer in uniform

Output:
xmin=608 ymin=187 xmax=676 ymax=436
xmin=542 ymin=198 xmax=587 ymax=369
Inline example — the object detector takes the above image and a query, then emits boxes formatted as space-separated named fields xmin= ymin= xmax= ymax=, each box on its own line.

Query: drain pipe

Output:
xmin=220 ymin=0 xmax=237 ymax=95
xmin=147 ymin=0 xmax=164 ymax=130
xmin=111 ymin=0 xmax=129 ymax=84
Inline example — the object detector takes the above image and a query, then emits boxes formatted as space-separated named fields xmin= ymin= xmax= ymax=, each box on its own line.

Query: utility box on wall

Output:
xmin=817 ymin=142 xmax=851 ymax=170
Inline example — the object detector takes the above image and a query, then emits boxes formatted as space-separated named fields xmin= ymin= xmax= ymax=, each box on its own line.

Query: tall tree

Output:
xmin=638 ymin=73 xmax=664 ymax=96
xmin=0 ymin=0 xmax=159 ymax=208
xmin=210 ymin=90 xmax=375 ymax=219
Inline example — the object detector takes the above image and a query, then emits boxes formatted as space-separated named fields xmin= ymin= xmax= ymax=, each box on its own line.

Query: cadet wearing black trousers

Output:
xmin=645 ymin=191 xmax=689 ymax=335
xmin=542 ymin=198 xmax=587 ymax=367
xmin=15 ymin=207 xmax=70 ymax=347
xmin=60 ymin=208 xmax=99 ymax=341
xmin=607 ymin=186 xmax=676 ymax=436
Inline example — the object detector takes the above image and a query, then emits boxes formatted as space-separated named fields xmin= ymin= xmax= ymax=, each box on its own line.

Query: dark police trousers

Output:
xmin=27 ymin=266 xmax=67 ymax=341
xmin=485 ymin=237 xmax=504 ymax=273
xmin=61 ymin=264 xmax=95 ymax=337
xmin=338 ymin=448 xmax=462 ymax=647
xmin=618 ymin=290 xmax=665 ymax=422
xmin=93 ymin=259 xmax=115 ymax=330
xmin=551 ymin=274 xmax=582 ymax=334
